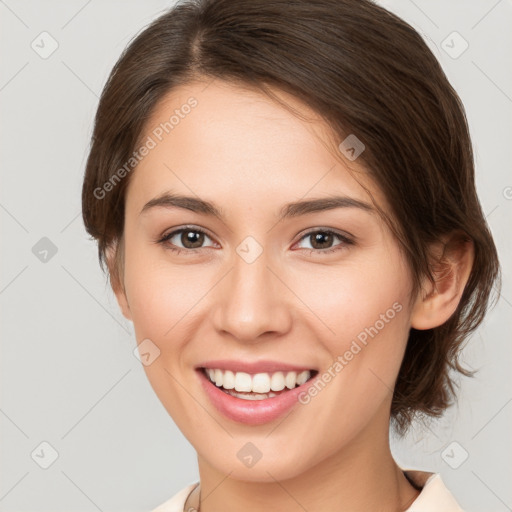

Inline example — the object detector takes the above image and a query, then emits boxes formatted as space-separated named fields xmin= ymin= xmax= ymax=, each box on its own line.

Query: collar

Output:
xmin=403 ymin=470 xmax=464 ymax=511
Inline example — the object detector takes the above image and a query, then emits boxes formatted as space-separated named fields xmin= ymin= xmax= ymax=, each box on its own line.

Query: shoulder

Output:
xmin=149 ymin=482 xmax=198 ymax=512
xmin=404 ymin=470 xmax=464 ymax=512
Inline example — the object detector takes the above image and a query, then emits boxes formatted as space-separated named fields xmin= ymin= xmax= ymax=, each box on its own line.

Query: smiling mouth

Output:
xmin=201 ymin=367 xmax=319 ymax=400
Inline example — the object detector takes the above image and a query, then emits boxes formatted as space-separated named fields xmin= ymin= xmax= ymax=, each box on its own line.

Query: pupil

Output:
xmin=183 ymin=230 xmax=204 ymax=248
xmin=313 ymin=232 xmax=332 ymax=249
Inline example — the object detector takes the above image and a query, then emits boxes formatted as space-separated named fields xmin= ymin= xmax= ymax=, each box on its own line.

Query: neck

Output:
xmin=192 ymin=414 xmax=420 ymax=512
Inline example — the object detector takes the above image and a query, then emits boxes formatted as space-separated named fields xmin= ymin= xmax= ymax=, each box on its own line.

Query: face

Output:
xmin=115 ymin=79 xmax=416 ymax=481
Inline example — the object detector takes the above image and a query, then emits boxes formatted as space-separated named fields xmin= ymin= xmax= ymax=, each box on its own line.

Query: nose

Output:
xmin=211 ymin=249 xmax=293 ymax=344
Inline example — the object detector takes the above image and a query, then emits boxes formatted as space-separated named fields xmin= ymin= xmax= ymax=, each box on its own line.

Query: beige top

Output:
xmin=150 ymin=470 xmax=464 ymax=512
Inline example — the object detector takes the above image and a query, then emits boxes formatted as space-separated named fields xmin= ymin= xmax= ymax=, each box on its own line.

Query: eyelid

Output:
xmin=157 ymin=225 xmax=355 ymax=254
xmin=292 ymin=228 xmax=354 ymax=253
xmin=294 ymin=226 xmax=354 ymax=244
xmin=157 ymin=225 xmax=217 ymax=248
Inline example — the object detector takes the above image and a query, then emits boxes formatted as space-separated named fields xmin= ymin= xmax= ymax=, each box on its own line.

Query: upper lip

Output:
xmin=196 ymin=359 xmax=317 ymax=374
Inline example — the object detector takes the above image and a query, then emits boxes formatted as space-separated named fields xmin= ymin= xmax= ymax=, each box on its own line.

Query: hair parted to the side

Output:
xmin=81 ymin=0 xmax=500 ymax=433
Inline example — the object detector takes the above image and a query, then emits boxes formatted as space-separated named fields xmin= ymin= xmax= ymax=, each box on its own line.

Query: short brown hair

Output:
xmin=81 ymin=0 xmax=500 ymax=432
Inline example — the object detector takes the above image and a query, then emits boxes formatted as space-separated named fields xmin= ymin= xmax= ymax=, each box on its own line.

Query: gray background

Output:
xmin=0 ymin=1 xmax=510 ymax=511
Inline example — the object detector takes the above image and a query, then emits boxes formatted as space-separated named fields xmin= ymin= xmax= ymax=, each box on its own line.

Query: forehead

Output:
xmin=126 ymin=79 xmax=385 ymax=216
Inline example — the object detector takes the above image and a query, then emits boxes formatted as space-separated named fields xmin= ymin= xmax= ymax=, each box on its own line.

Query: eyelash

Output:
xmin=156 ymin=225 xmax=354 ymax=256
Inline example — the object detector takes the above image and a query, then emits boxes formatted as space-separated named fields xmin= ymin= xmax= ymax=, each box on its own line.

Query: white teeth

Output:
xmin=285 ymin=371 xmax=297 ymax=389
xmin=225 ymin=389 xmax=278 ymax=400
xmin=296 ymin=370 xmax=310 ymax=386
xmin=252 ymin=373 xmax=271 ymax=393
xmin=270 ymin=372 xmax=285 ymax=391
xmin=234 ymin=372 xmax=252 ymax=392
xmin=204 ymin=368 xmax=313 ymax=393
xmin=222 ymin=370 xmax=235 ymax=389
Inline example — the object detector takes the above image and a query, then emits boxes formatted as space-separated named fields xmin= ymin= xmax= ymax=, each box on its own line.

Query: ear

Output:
xmin=106 ymin=242 xmax=132 ymax=321
xmin=410 ymin=233 xmax=474 ymax=330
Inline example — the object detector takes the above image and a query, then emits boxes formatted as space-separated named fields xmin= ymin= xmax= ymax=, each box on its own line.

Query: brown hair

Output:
xmin=82 ymin=0 xmax=500 ymax=433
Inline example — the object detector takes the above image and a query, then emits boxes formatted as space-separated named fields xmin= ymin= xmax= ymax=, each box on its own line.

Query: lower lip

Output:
xmin=197 ymin=369 xmax=318 ymax=425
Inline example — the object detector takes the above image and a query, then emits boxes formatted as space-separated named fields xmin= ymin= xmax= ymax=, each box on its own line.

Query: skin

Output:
xmin=109 ymin=79 xmax=474 ymax=512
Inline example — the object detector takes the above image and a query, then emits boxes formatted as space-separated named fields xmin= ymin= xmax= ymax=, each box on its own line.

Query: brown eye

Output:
xmin=295 ymin=229 xmax=353 ymax=255
xmin=309 ymin=231 xmax=335 ymax=250
xmin=159 ymin=227 xmax=215 ymax=252
xmin=179 ymin=229 xmax=205 ymax=249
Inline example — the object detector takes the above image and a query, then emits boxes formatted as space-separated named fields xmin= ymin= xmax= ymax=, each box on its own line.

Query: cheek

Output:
xmin=125 ymin=261 xmax=205 ymax=340
xmin=121 ymin=243 xmax=212 ymax=427
xmin=122 ymin=238 xmax=220 ymax=364
xmin=291 ymin=254 xmax=411 ymax=344
xmin=289 ymin=248 xmax=413 ymax=401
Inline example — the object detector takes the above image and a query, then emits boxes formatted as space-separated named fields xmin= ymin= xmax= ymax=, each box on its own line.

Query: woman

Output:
xmin=81 ymin=0 xmax=500 ymax=510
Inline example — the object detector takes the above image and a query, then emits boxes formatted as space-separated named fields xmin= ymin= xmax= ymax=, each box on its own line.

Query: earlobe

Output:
xmin=411 ymin=234 xmax=474 ymax=330
xmin=106 ymin=242 xmax=132 ymax=321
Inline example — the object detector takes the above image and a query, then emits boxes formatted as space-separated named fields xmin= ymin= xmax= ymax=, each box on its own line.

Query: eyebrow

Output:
xmin=140 ymin=192 xmax=374 ymax=221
